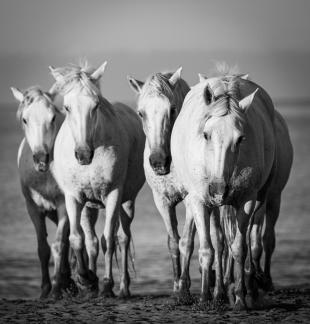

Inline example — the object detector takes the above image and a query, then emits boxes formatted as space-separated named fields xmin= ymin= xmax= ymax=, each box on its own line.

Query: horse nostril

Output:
xmin=209 ymin=181 xmax=228 ymax=198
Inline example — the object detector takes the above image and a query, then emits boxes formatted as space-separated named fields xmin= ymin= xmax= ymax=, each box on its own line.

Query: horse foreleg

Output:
xmin=153 ymin=191 xmax=180 ymax=294
xmin=189 ymin=194 xmax=214 ymax=303
xmin=51 ymin=203 xmax=76 ymax=298
xmin=26 ymin=200 xmax=51 ymax=299
xmin=118 ymin=200 xmax=135 ymax=298
xmin=65 ymin=195 xmax=98 ymax=296
xmin=263 ymin=194 xmax=281 ymax=291
xmin=101 ymin=188 xmax=121 ymax=297
xmin=210 ymin=208 xmax=226 ymax=302
xmin=178 ymin=196 xmax=196 ymax=299
xmin=81 ymin=206 xmax=99 ymax=274
xmin=231 ymin=199 xmax=255 ymax=311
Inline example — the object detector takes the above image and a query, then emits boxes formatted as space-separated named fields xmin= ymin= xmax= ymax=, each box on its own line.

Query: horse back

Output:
xmin=268 ymin=110 xmax=293 ymax=196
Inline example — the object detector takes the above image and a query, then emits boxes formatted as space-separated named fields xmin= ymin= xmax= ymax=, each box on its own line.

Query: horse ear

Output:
xmin=204 ymin=84 xmax=215 ymax=105
xmin=198 ymin=73 xmax=208 ymax=83
xmin=49 ymin=65 xmax=64 ymax=82
xmin=10 ymin=87 xmax=24 ymax=102
xmin=91 ymin=61 xmax=107 ymax=81
xmin=240 ymin=73 xmax=249 ymax=80
xmin=127 ymin=76 xmax=144 ymax=94
xmin=168 ymin=67 xmax=182 ymax=87
xmin=47 ymin=83 xmax=58 ymax=101
xmin=239 ymin=88 xmax=259 ymax=111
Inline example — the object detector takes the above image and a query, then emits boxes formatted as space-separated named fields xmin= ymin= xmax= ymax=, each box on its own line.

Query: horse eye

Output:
xmin=22 ymin=118 xmax=27 ymax=125
xmin=236 ymin=135 xmax=245 ymax=145
xmin=203 ymin=132 xmax=211 ymax=141
xmin=138 ymin=111 xmax=143 ymax=118
xmin=63 ymin=105 xmax=70 ymax=112
xmin=51 ymin=115 xmax=56 ymax=123
xmin=171 ymin=106 xmax=177 ymax=114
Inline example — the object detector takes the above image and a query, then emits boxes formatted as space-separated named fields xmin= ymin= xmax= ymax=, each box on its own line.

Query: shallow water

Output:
xmin=0 ymin=104 xmax=309 ymax=299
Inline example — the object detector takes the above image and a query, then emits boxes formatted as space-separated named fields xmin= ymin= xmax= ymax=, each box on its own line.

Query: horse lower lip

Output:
xmin=154 ymin=168 xmax=169 ymax=175
xmin=36 ymin=162 xmax=48 ymax=172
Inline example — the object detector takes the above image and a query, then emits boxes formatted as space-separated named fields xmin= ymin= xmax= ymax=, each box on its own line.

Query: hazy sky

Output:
xmin=1 ymin=0 xmax=310 ymax=102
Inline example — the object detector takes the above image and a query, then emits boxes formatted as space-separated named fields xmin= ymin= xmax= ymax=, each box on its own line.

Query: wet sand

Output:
xmin=1 ymin=286 xmax=310 ymax=323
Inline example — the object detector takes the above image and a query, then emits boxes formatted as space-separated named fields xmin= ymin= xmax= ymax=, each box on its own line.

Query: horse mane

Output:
xmin=210 ymin=61 xmax=240 ymax=77
xmin=185 ymin=65 xmax=246 ymax=131
xmin=16 ymin=86 xmax=53 ymax=122
xmin=140 ymin=72 xmax=190 ymax=111
xmin=51 ymin=61 xmax=100 ymax=98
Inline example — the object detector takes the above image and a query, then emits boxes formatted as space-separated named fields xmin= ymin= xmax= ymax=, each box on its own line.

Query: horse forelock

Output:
xmin=16 ymin=86 xmax=54 ymax=122
xmin=187 ymin=76 xmax=245 ymax=133
xmin=140 ymin=72 xmax=189 ymax=113
xmin=52 ymin=64 xmax=100 ymax=99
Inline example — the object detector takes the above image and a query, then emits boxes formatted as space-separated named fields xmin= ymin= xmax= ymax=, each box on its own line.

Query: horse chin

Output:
xmin=34 ymin=162 xmax=49 ymax=173
xmin=210 ymin=195 xmax=226 ymax=207
xmin=153 ymin=167 xmax=170 ymax=176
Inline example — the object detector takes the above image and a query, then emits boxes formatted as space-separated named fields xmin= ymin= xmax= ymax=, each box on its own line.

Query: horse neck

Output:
xmin=96 ymin=96 xmax=117 ymax=138
xmin=175 ymin=79 xmax=190 ymax=113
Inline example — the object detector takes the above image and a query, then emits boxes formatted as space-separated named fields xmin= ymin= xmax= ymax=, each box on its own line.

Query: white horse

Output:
xmin=11 ymin=86 xmax=76 ymax=298
xmin=171 ymin=72 xmax=277 ymax=310
xmin=127 ymin=69 xmax=193 ymax=295
xmin=50 ymin=61 xmax=145 ymax=298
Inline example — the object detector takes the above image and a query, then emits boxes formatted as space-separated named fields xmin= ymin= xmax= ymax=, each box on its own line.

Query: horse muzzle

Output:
xmin=209 ymin=181 xmax=229 ymax=206
xmin=75 ymin=147 xmax=94 ymax=165
xmin=149 ymin=153 xmax=171 ymax=176
xmin=33 ymin=152 xmax=50 ymax=172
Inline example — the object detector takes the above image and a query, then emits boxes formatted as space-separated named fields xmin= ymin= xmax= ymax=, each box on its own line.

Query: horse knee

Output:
xmin=69 ymin=233 xmax=84 ymax=251
xmin=117 ymin=232 xmax=130 ymax=250
xmin=198 ymin=247 xmax=214 ymax=269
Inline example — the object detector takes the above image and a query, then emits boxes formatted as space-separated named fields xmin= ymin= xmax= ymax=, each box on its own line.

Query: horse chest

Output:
xmin=23 ymin=173 xmax=61 ymax=211
xmin=145 ymin=161 xmax=186 ymax=203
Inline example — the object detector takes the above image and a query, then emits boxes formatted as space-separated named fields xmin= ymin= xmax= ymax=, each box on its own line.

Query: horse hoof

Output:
xmin=101 ymin=278 xmax=115 ymax=298
xmin=233 ymin=297 xmax=247 ymax=311
xmin=40 ymin=283 xmax=52 ymax=299
xmin=214 ymin=290 xmax=227 ymax=304
xmin=118 ymin=288 xmax=131 ymax=299
xmin=101 ymin=289 xmax=115 ymax=298
xmin=76 ymin=271 xmax=99 ymax=298
xmin=227 ymin=283 xmax=236 ymax=307
xmin=199 ymin=291 xmax=212 ymax=304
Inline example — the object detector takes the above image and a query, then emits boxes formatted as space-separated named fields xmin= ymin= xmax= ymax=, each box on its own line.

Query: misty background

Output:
xmin=0 ymin=0 xmax=310 ymax=300
xmin=1 ymin=0 xmax=310 ymax=104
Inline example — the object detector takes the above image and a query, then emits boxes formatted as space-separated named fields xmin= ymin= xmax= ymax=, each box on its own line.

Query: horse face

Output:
xmin=22 ymin=99 xmax=57 ymax=172
xmin=63 ymin=92 xmax=98 ymax=165
xmin=203 ymin=115 xmax=245 ymax=205
xmin=138 ymin=95 xmax=176 ymax=175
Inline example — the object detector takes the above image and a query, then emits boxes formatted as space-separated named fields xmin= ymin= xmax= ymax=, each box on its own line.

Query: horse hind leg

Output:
xmin=117 ymin=200 xmax=135 ymax=298
xmin=26 ymin=200 xmax=51 ymax=299
xmin=263 ymin=194 xmax=281 ymax=291
xmin=250 ymin=202 xmax=265 ymax=289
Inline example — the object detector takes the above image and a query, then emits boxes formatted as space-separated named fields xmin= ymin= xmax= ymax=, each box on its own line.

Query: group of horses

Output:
xmin=11 ymin=61 xmax=293 ymax=310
